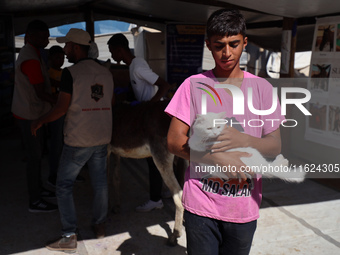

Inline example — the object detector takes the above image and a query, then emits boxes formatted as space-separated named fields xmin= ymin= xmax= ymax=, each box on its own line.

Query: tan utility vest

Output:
xmin=12 ymin=43 xmax=52 ymax=120
xmin=63 ymin=59 xmax=113 ymax=147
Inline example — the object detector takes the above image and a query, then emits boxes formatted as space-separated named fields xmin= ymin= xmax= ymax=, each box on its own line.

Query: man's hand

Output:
xmin=208 ymin=125 xmax=250 ymax=153
xmin=30 ymin=91 xmax=72 ymax=137
xmin=207 ymin=150 xmax=252 ymax=181
xmin=31 ymin=119 xmax=43 ymax=137
xmin=191 ymin=149 xmax=253 ymax=181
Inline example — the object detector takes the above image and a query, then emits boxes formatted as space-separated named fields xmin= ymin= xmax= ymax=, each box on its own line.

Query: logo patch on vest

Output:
xmin=91 ymin=84 xmax=104 ymax=102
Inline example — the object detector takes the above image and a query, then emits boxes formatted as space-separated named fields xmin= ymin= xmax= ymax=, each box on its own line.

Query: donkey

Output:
xmin=107 ymin=100 xmax=186 ymax=246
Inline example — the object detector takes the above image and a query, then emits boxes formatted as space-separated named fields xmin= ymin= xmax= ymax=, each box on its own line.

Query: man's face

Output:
xmin=206 ymin=34 xmax=247 ymax=73
xmin=63 ymin=42 xmax=76 ymax=63
xmin=108 ymin=45 xmax=123 ymax=64
xmin=27 ymin=30 xmax=50 ymax=49
xmin=50 ymin=52 xmax=65 ymax=69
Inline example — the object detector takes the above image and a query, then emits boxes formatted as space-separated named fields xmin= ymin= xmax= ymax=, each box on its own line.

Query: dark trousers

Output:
xmin=146 ymin=157 xmax=162 ymax=202
xmin=184 ymin=210 xmax=257 ymax=255
xmin=18 ymin=119 xmax=44 ymax=204
xmin=48 ymin=115 xmax=65 ymax=184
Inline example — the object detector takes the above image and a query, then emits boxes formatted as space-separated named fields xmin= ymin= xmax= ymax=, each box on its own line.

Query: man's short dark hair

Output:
xmin=107 ymin=33 xmax=129 ymax=49
xmin=26 ymin=20 xmax=49 ymax=35
xmin=206 ymin=9 xmax=246 ymax=39
xmin=49 ymin=45 xmax=64 ymax=56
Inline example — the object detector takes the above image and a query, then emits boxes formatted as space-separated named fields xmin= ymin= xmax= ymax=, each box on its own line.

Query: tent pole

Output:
xmin=280 ymin=17 xmax=297 ymax=78
xmin=85 ymin=9 xmax=95 ymax=42
xmin=280 ymin=17 xmax=297 ymax=159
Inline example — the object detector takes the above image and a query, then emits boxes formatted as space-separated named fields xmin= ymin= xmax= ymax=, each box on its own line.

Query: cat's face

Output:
xmin=194 ymin=112 xmax=226 ymax=138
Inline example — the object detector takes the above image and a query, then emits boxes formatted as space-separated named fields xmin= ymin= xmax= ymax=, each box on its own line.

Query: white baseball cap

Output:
xmin=56 ymin=28 xmax=91 ymax=46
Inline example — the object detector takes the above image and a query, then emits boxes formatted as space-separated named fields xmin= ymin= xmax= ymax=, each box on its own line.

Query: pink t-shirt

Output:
xmin=165 ymin=70 xmax=285 ymax=223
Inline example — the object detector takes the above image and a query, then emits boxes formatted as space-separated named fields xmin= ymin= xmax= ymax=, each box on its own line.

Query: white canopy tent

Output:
xmin=1 ymin=0 xmax=340 ymax=51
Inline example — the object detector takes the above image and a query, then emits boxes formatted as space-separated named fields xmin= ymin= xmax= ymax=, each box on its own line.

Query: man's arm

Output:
xmin=31 ymin=92 xmax=71 ymax=136
xmin=209 ymin=126 xmax=282 ymax=158
xmin=150 ymin=77 xmax=171 ymax=102
xmin=167 ymin=117 xmax=190 ymax=161
xmin=21 ymin=60 xmax=57 ymax=105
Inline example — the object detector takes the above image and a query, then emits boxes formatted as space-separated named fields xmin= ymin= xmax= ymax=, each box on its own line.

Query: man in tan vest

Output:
xmin=31 ymin=28 xmax=114 ymax=252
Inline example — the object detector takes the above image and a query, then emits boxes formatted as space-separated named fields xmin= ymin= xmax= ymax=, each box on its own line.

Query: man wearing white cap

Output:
xmin=31 ymin=28 xmax=114 ymax=252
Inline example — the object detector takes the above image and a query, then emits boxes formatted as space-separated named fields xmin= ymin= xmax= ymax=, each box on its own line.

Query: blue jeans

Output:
xmin=48 ymin=115 xmax=65 ymax=185
xmin=184 ymin=210 xmax=257 ymax=255
xmin=56 ymin=144 xmax=108 ymax=236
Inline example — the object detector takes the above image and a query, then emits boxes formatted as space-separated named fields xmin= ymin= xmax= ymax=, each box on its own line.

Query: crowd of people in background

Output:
xmin=12 ymin=19 xmax=172 ymax=253
xmin=11 ymin=9 xmax=283 ymax=255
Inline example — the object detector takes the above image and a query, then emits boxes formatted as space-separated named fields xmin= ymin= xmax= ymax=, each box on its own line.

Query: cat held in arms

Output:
xmin=188 ymin=112 xmax=306 ymax=182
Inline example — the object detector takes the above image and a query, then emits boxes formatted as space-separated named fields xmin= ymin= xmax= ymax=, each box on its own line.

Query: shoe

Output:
xmin=75 ymin=175 xmax=85 ymax=183
xmin=46 ymin=234 xmax=77 ymax=253
xmin=29 ymin=199 xmax=58 ymax=213
xmin=93 ymin=223 xmax=106 ymax=239
xmin=135 ymin=199 xmax=164 ymax=212
xmin=41 ymin=189 xmax=56 ymax=198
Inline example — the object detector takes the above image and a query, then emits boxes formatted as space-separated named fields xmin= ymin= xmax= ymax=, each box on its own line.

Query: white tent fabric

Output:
xmin=2 ymin=0 xmax=340 ymax=51
xmin=267 ymin=51 xmax=312 ymax=78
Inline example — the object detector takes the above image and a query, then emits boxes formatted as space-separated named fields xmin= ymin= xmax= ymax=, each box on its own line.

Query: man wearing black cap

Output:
xmin=31 ymin=28 xmax=114 ymax=252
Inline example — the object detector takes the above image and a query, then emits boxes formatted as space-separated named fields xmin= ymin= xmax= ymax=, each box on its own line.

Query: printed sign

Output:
xmin=166 ymin=24 xmax=205 ymax=87
xmin=305 ymin=16 xmax=340 ymax=149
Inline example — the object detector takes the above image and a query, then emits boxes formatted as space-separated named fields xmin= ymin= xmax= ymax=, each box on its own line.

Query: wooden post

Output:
xmin=280 ymin=17 xmax=297 ymax=158
xmin=85 ymin=9 xmax=95 ymax=41
xmin=280 ymin=18 xmax=297 ymax=78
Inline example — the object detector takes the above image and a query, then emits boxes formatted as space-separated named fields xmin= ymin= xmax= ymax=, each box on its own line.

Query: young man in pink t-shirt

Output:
xmin=165 ymin=9 xmax=285 ymax=255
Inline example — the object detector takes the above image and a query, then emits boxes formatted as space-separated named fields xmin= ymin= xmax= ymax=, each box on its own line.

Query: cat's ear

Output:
xmin=195 ymin=114 xmax=204 ymax=123
xmin=218 ymin=112 xmax=226 ymax=118
xmin=195 ymin=114 xmax=203 ymax=119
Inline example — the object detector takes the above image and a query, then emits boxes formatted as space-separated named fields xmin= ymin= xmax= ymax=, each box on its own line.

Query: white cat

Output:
xmin=188 ymin=112 xmax=306 ymax=183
